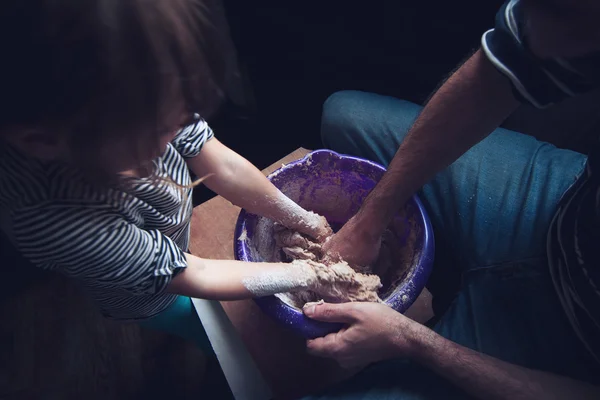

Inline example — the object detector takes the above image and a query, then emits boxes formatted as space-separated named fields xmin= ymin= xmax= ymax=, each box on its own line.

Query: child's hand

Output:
xmin=292 ymin=211 xmax=333 ymax=243
xmin=311 ymin=213 xmax=334 ymax=242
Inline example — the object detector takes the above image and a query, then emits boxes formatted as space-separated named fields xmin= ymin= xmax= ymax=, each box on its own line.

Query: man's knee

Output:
xmin=321 ymin=91 xmax=420 ymax=151
xmin=321 ymin=90 xmax=368 ymax=150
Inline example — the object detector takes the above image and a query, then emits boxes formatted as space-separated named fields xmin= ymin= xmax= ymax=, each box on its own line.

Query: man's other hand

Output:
xmin=303 ymin=301 xmax=426 ymax=369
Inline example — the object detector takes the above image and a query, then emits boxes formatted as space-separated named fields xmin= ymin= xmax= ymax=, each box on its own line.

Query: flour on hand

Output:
xmin=274 ymin=223 xmax=382 ymax=307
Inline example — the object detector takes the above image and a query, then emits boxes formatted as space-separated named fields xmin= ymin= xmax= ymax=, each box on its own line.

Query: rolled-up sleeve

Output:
xmin=482 ymin=0 xmax=600 ymax=108
xmin=13 ymin=203 xmax=187 ymax=296
xmin=171 ymin=114 xmax=214 ymax=159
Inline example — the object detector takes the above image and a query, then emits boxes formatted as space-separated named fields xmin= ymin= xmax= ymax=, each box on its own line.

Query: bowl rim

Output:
xmin=234 ymin=149 xmax=435 ymax=338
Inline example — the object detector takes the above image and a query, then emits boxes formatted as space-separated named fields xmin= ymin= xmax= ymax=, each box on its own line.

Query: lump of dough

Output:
xmin=275 ymin=225 xmax=322 ymax=261
xmin=274 ymin=224 xmax=382 ymax=306
xmin=308 ymin=260 xmax=382 ymax=303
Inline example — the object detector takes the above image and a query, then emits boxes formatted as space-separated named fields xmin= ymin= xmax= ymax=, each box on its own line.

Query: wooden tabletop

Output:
xmin=189 ymin=148 xmax=432 ymax=399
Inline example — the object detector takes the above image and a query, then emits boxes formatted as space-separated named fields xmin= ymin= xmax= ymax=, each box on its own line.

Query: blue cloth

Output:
xmin=303 ymin=91 xmax=600 ymax=399
xmin=138 ymin=295 xmax=214 ymax=354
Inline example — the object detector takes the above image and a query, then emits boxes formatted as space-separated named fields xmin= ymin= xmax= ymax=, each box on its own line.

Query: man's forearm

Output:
xmin=356 ymin=49 xmax=519 ymax=236
xmin=409 ymin=327 xmax=600 ymax=400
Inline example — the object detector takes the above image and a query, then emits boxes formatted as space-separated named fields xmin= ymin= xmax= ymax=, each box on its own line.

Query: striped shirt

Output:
xmin=483 ymin=0 xmax=600 ymax=362
xmin=0 ymin=116 xmax=213 ymax=320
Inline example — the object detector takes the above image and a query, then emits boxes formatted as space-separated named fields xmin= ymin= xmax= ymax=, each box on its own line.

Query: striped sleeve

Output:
xmin=171 ymin=114 xmax=214 ymax=159
xmin=12 ymin=202 xmax=187 ymax=296
xmin=481 ymin=0 xmax=600 ymax=108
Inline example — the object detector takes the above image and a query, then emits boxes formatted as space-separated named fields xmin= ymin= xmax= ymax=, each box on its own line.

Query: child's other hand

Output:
xmin=297 ymin=212 xmax=333 ymax=243
xmin=313 ymin=214 xmax=334 ymax=242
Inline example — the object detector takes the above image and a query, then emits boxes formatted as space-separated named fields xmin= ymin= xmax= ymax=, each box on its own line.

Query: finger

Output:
xmin=303 ymin=301 xmax=358 ymax=323
xmin=321 ymin=235 xmax=335 ymax=253
xmin=306 ymin=337 xmax=328 ymax=357
xmin=306 ymin=332 xmax=341 ymax=358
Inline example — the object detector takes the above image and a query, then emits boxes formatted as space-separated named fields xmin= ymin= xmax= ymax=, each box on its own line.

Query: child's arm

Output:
xmin=13 ymin=203 xmax=325 ymax=301
xmin=187 ymin=139 xmax=332 ymax=241
xmin=167 ymin=253 xmax=317 ymax=300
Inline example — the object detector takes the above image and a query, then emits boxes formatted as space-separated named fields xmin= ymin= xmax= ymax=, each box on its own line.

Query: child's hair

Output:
xmin=0 ymin=0 xmax=225 ymax=177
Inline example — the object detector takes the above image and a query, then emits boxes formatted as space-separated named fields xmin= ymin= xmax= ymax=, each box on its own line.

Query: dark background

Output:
xmin=211 ymin=0 xmax=504 ymax=165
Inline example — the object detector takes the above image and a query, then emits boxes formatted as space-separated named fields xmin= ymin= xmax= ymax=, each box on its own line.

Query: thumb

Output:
xmin=303 ymin=301 xmax=357 ymax=323
xmin=321 ymin=235 xmax=333 ymax=252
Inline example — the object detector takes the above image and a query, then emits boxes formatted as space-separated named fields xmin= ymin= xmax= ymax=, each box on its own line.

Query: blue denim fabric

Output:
xmin=303 ymin=91 xmax=598 ymax=399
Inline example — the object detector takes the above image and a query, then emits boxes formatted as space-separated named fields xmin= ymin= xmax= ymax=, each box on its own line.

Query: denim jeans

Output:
xmin=304 ymin=91 xmax=599 ymax=399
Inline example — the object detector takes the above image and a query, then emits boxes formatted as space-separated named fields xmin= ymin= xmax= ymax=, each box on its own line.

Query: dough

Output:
xmin=274 ymin=225 xmax=322 ymax=261
xmin=309 ymin=259 xmax=382 ymax=303
xmin=274 ymin=224 xmax=382 ymax=306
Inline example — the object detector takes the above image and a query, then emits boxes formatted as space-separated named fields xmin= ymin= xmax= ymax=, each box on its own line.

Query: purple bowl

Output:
xmin=234 ymin=150 xmax=434 ymax=339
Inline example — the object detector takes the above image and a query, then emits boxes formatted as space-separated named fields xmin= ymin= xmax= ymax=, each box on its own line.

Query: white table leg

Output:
xmin=191 ymin=298 xmax=272 ymax=400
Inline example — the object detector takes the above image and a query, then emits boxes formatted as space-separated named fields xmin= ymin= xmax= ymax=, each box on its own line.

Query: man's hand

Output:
xmin=322 ymin=215 xmax=382 ymax=268
xmin=303 ymin=301 xmax=425 ymax=368
xmin=304 ymin=301 xmax=600 ymax=400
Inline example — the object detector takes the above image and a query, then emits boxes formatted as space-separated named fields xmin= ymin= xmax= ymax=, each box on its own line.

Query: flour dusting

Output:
xmin=271 ymin=193 xmax=322 ymax=232
xmin=273 ymin=223 xmax=382 ymax=306
xmin=241 ymin=261 xmax=314 ymax=297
